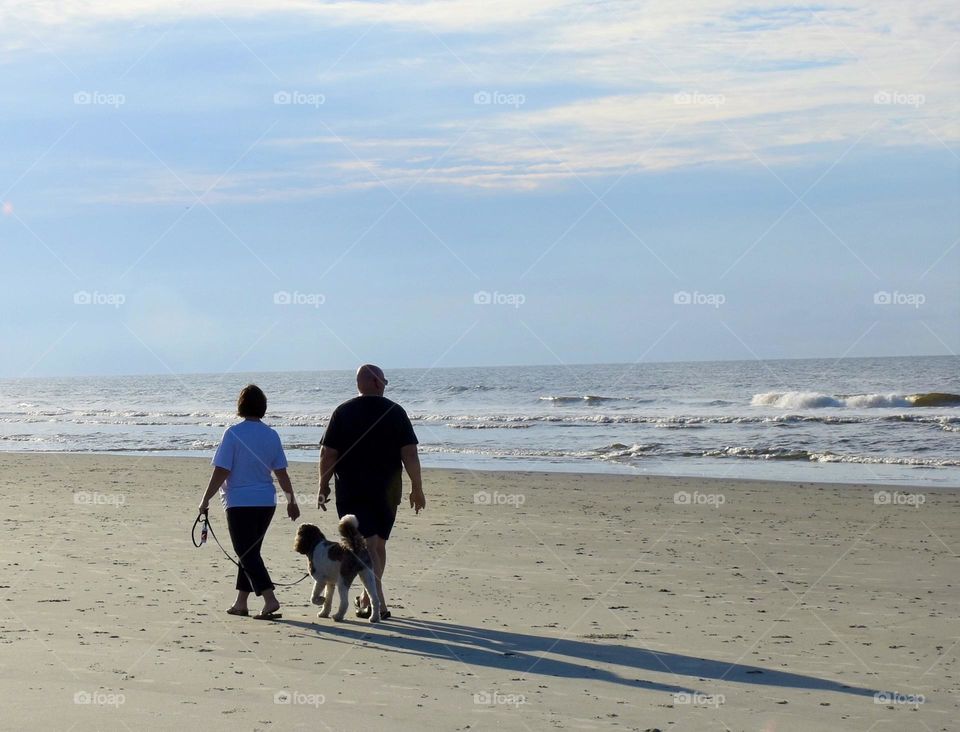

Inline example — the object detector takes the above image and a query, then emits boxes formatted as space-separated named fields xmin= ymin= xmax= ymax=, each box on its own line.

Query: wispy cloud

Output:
xmin=5 ymin=0 xmax=958 ymax=202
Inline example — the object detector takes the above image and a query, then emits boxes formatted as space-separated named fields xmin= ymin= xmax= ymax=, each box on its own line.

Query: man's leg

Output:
xmin=362 ymin=535 xmax=389 ymax=612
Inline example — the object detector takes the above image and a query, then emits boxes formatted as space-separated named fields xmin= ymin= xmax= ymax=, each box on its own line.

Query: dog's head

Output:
xmin=294 ymin=523 xmax=327 ymax=555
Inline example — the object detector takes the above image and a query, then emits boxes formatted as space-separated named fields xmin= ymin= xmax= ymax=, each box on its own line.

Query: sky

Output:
xmin=0 ymin=0 xmax=958 ymax=377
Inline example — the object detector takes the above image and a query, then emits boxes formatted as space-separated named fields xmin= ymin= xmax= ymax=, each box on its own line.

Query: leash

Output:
xmin=192 ymin=509 xmax=310 ymax=587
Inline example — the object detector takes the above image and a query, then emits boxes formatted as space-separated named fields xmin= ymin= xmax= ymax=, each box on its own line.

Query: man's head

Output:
xmin=356 ymin=364 xmax=388 ymax=396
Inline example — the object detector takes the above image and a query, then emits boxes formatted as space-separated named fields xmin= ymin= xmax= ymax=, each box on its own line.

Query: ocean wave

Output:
xmin=445 ymin=422 xmax=532 ymax=429
xmin=539 ymin=395 xmax=622 ymax=404
xmin=752 ymin=391 xmax=960 ymax=409
xmin=701 ymin=446 xmax=959 ymax=467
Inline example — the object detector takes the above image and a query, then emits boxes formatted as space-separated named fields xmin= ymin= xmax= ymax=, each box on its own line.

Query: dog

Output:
xmin=294 ymin=515 xmax=381 ymax=623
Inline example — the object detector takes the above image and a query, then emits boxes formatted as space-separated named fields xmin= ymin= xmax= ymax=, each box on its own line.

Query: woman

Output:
xmin=198 ymin=384 xmax=300 ymax=619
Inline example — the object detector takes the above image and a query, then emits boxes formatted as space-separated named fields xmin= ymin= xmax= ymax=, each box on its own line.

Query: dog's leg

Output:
xmin=310 ymin=580 xmax=324 ymax=606
xmin=359 ymin=568 xmax=381 ymax=623
xmin=332 ymin=579 xmax=349 ymax=621
xmin=318 ymin=583 xmax=334 ymax=618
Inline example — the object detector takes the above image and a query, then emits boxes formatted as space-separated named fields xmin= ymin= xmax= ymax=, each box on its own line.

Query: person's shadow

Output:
xmin=280 ymin=615 xmax=881 ymax=698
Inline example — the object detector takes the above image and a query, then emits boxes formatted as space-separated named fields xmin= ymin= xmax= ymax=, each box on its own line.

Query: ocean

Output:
xmin=1 ymin=356 xmax=958 ymax=486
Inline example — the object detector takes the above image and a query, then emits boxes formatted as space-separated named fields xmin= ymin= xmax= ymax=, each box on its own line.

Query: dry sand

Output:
xmin=0 ymin=453 xmax=957 ymax=731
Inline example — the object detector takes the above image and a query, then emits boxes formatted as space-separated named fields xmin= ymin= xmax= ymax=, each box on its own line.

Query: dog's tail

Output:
xmin=338 ymin=514 xmax=367 ymax=554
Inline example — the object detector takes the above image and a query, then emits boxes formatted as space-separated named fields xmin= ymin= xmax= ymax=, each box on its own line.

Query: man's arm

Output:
xmin=401 ymin=444 xmax=425 ymax=513
xmin=318 ymin=445 xmax=338 ymax=510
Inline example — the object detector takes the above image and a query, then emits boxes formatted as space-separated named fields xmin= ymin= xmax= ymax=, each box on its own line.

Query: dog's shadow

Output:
xmin=279 ymin=615 xmax=881 ymax=698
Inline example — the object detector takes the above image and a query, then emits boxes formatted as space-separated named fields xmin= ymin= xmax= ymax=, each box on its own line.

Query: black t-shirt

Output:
xmin=321 ymin=395 xmax=418 ymax=502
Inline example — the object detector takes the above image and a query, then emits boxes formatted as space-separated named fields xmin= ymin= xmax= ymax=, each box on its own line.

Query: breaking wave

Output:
xmin=751 ymin=391 xmax=960 ymax=409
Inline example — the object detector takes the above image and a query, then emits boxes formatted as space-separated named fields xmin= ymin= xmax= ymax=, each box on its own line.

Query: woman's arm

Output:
xmin=275 ymin=468 xmax=300 ymax=521
xmin=199 ymin=466 xmax=230 ymax=512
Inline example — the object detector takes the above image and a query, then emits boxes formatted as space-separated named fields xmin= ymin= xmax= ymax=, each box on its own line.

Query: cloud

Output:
xmin=5 ymin=1 xmax=958 ymax=202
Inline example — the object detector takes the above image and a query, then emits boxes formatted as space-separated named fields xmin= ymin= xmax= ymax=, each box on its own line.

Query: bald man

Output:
xmin=318 ymin=365 xmax=425 ymax=619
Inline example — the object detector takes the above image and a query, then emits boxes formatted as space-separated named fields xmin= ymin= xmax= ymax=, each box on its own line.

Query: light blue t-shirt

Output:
xmin=212 ymin=420 xmax=288 ymax=508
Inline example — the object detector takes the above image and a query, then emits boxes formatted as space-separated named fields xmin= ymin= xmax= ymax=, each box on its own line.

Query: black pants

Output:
xmin=225 ymin=506 xmax=276 ymax=595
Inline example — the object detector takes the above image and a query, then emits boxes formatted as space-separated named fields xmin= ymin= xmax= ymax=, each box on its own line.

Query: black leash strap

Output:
xmin=192 ymin=509 xmax=310 ymax=587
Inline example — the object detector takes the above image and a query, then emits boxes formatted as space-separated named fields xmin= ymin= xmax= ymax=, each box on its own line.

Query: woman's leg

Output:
xmin=225 ymin=507 xmax=276 ymax=596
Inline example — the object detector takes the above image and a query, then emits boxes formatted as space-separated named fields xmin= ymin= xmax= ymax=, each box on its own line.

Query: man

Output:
xmin=318 ymin=364 xmax=425 ymax=619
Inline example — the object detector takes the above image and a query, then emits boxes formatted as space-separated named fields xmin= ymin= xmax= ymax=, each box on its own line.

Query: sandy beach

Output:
xmin=0 ymin=453 xmax=956 ymax=731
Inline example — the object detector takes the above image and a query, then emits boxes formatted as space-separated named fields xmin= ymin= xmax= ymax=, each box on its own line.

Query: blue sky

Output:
xmin=0 ymin=1 xmax=957 ymax=377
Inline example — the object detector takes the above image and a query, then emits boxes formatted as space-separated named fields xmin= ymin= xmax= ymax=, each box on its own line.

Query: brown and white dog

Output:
xmin=294 ymin=515 xmax=381 ymax=623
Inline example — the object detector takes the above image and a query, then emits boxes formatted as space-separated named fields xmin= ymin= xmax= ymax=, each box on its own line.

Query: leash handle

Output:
xmin=192 ymin=510 xmax=209 ymax=548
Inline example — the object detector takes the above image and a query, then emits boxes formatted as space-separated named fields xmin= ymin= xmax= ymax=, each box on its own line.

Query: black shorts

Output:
xmin=336 ymin=494 xmax=397 ymax=541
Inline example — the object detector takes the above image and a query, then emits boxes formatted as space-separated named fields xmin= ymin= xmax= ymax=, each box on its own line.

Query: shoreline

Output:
xmin=1 ymin=448 xmax=955 ymax=490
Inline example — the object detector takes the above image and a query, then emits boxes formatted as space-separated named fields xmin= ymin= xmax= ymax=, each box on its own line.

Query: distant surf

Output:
xmin=751 ymin=391 xmax=960 ymax=409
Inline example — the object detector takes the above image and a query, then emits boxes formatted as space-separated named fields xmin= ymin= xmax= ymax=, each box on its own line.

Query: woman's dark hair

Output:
xmin=237 ymin=384 xmax=267 ymax=419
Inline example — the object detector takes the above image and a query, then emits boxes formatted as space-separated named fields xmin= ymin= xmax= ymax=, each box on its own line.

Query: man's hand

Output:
xmin=198 ymin=500 xmax=209 ymax=514
xmin=287 ymin=502 xmax=301 ymax=521
xmin=410 ymin=486 xmax=426 ymax=514
xmin=317 ymin=484 xmax=331 ymax=511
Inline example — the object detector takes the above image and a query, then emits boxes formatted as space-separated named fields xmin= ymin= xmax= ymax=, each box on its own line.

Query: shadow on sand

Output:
xmin=279 ymin=615 xmax=880 ymax=698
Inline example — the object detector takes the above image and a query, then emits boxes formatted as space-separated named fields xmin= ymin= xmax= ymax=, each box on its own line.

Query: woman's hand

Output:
xmin=198 ymin=499 xmax=209 ymax=514
xmin=287 ymin=502 xmax=301 ymax=521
